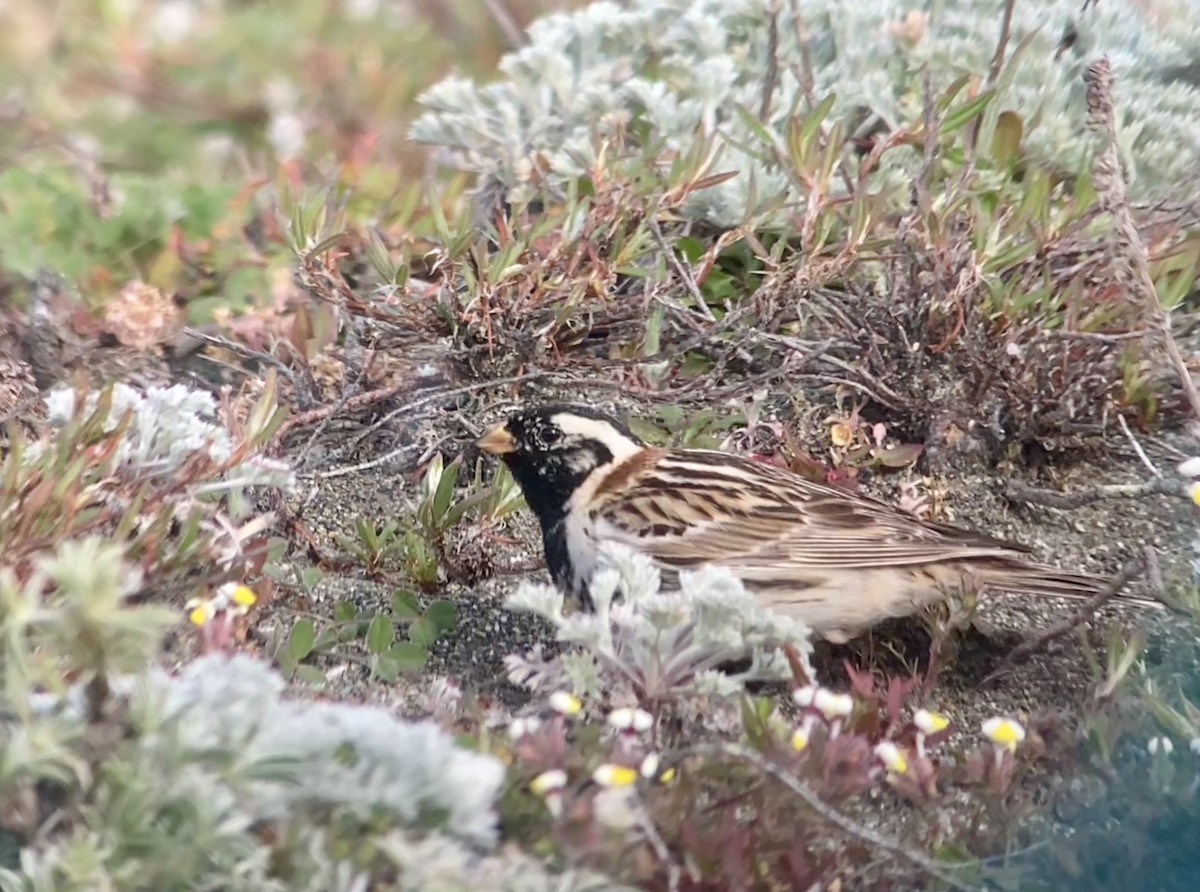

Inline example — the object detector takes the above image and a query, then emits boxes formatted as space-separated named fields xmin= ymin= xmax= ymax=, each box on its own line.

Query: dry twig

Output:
xmin=1085 ymin=57 xmax=1200 ymax=420
xmin=1003 ymin=477 xmax=1188 ymax=510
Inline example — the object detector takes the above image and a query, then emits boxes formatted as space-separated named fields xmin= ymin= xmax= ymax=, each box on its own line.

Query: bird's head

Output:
xmin=477 ymin=404 xmax=644 ymax=524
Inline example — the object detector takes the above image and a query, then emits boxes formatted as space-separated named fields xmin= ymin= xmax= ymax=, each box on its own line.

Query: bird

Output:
xmin=477 ymin=403 xmax=1160 ymax=643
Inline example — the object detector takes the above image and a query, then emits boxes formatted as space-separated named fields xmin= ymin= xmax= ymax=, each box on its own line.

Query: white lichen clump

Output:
xmin=412 ymin=0 xmax=1200 ymax=227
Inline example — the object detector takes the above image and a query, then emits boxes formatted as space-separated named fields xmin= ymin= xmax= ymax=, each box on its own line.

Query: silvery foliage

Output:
xmin=380 ymin=832 xmax=641 ymax=892
xmin=412 ymin=0 xmax=1200 ymax=227
xmin=22 ymin=654 xmax=507 ymax=846
xmin=41 ymin=381 xmax=294 ymax=513
xmin=505 ymin=542 xmax=815 ymax=698
xmin=143 ymin=653 xmax=507 ymax=845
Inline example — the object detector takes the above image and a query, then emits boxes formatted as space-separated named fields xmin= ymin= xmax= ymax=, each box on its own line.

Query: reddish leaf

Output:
xmin=748 ymin=452 xmax=789 ymax=469
xmin=843 ymin=661 xmax=876 ymax=699
xmin=884 ymin=674 xmax=922 ymax=724
xmin=784 ymin=643 xmax=813 ymax=687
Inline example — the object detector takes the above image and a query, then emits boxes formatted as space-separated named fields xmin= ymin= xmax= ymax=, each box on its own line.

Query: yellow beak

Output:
xmin=477 ymin=423 xmax=517 ymax=455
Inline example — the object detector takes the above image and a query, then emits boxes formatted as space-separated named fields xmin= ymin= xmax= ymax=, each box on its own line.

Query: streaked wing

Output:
xmin=589 ymin=447 xmax=1032 ymax=574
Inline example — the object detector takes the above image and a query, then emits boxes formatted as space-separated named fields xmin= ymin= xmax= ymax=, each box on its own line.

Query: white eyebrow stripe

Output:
xmin=550 ymin=413 xmax=644 ymax=463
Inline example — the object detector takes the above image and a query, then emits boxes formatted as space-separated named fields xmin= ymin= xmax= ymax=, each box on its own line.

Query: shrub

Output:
xmin=412 ymin=0 xmax=1200 ymax=227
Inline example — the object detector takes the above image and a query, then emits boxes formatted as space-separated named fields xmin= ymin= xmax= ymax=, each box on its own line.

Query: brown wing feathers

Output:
xmin=593 ymin=448 xmax=1034 ymax=568
xmin=590 ymin=446 xmax=1159 ymax=609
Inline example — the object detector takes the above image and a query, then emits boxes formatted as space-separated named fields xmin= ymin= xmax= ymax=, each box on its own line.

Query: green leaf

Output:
xmin=355 ymin=517 xmax=378 ymax=549
xmin=289 ymin=618 xmax=316 ymax=660
xmin=798 ymin=92 xmax=837 ymax=159
xmin=942 ymin=91 xmax=996 ymax=135
xmin=366 ymin=614 xmax=395 ymax=654
xmin=733 ymin=103 xmax=777 ymax=148
xmin=333 ymin=600 xmax=358 ymax=622
xmin=990 ymin=110 xmax=1023 ymax=169
xmin=935 ymin=75 xmax=973 ymax=114
xmin=300 ymin=566 xmax=324 ymax=590
xmin=409 ymin=616 xmax=438 ymax=648
xmin=424 ymin=600 xmax=457 ymax=634
xmin=373 ymin=655 xmax=400 ymax=683
xmin=389 ymin=642 xmax=429 ymax=672
xmin=294 ymin=665 xmax=328 ymax=687
xmin=392 ymin=589 xmax=422 ymax=620
xmin=431 ymin=456 xmax=462 ymax=523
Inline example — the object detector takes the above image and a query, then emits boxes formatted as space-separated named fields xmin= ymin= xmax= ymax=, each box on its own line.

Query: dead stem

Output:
xmin=1084 ymin=57 xmax=1200 ymax=421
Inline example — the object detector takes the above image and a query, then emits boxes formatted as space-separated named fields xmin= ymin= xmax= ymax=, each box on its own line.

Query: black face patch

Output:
xmin=492 ymin=404 xmax=643 ymax=533
xmin=503 ymin=404 xmax=641 ymax=455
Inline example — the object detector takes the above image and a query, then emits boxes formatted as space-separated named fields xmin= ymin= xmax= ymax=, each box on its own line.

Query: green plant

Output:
xmin=400 ymin=452 xmax=525 ymax=589
xmin=265 ymin=588 xmax=458 ymax=685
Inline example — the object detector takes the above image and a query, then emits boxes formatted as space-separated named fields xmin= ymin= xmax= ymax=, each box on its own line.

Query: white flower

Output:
xmin=1177 ymin=456 xmax=1200 ymax=478
xmin=874 ymin=741 xmax=909 ymax=775
xmin=813 ymin=689 xmax=853 ymax=721
xmin=608 ymin=707 xmax=654 ymax=733
xmin=638 ymin=752 xmax=675 ymax=784
xmin=529 ymin=769 xmax=567 ymax=796
xmin=792 ymin=685 xmax=817 ymax=708
xmin=981 ymin=717 xmax=1026 ymax=752
xmin=507 ymin=716 xmax=543 ymax=740
xmin=268 ymin=113 xmax=307 ymax=161
xmin=149 ymin=0 xmax=198 ymax=45
xmin=914 ymin=709 xmax=950 ymax=735
xmin=529 ymin=769 xmax=567 ymax=817
xmin=592 ymin=764 xmax=639 ymax=788
xmin=1148 ymin=736 xmax=1174 ymax=756
xmin=549 ymin=691 xmax=583 ymax=716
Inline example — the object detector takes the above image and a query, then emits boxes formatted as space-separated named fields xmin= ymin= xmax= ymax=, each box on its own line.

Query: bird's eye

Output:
xmin=542 ymin=428 xmax=562 ymax=445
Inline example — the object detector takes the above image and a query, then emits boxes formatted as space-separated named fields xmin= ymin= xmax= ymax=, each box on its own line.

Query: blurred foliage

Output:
xmin=0 ymin=0 xmax=581 ymax=312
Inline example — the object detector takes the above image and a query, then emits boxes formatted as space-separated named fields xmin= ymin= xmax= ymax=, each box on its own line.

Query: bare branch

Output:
xmin=987 ymin=0 xmax=1018 ymax=86
xmin=1002 ymin=476 xmax=1188 ymax=510
xmin=1084 ymin=56 xmax=1200 ymax=420
xmin=760 ymin=0 xmax=780 ymax=119
xmin=1118 ymin=414 xmax=1162 ymax=478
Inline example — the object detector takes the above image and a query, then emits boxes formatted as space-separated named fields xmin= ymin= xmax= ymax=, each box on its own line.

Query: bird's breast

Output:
xmin=543 ymin=510 xmax=601 ymax=602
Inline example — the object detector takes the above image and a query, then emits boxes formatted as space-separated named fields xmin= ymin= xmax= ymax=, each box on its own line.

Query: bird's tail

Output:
xmin=977 ymin=563 xmax=1166 ymax=612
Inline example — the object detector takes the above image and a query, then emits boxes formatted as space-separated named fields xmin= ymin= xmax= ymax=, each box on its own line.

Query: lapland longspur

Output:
xmin=478 ymin=404 xmax=1158 ymax=642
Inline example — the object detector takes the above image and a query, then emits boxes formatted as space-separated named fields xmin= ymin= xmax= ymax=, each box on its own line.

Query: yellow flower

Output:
xmin=830 ymin=422 xmax=854 ymax=447
xmin=874 ymin=741 xmax=908 ymax=775
xmin=790 ymin=727 xmax=810 ymax=752
xmin=186 ymin=582 xmax=257 ymax=626
xmin=529 ymin=769 xmax=567 ymax=797
xmin=1189 ymin=481 xmax=1200 ymax=506
xmin=981 ymin=717 xmax=1026 ymax=752
xmin=549 ymin=691 xmax=583 ymax=716
xmin=813 ymin=689 xmax=853 ymax=721
xmin=914 ymin=709 xmax=949 ymax=735
xmin=638 ymin=752 xmax=675 ymax=784
xmin=592 ymin=764 xmax=639 ymax=788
